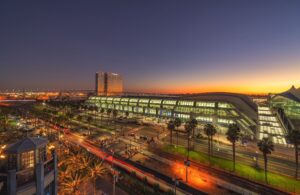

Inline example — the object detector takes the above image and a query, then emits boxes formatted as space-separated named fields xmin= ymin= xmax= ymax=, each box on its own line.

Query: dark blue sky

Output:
xmin=1 ymin=0 xmax=300 ymax=93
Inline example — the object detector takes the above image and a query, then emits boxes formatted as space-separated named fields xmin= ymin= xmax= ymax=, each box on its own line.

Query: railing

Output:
xmin=276 ymin=107 xmax=294 ymax=133
xmin=0 ymin=157 xmax=55 ymax=192
xmin=16 ymin=168 xmax=35 ymax=187
xmin=44 ymin=158 xmax=54 ymax=176
xmin=0 ymin=174 xmax=7 ymax=194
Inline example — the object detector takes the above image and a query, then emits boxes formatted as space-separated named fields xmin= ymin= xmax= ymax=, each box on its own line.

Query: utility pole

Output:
xmin=172 ymin=176 xmax=182 ymax=195
xmin=184 ymin=159 xmax=190 ymax=183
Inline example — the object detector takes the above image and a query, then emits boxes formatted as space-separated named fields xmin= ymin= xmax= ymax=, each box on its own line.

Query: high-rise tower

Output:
xmin=95 ymin=72 xmax=123 ymax=96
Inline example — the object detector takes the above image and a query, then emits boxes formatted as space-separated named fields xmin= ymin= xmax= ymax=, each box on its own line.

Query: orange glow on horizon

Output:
xmin=129 ymin=82 xmax=299 ymax=95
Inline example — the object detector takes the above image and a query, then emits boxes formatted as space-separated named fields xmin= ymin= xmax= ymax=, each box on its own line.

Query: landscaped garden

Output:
xmin=163 ymin=145 xmax=300 ymax=194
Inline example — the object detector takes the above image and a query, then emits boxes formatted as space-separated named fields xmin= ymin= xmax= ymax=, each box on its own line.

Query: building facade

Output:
xmin=270 ymin=86 xmax=300 ymax=120
xmin=86 ymin=93 xmax=258 ymax=135
xmin=95 ymin=72 xmax=123 ymax=96
xmin=0 ymin=137 xmax=57 ymax=195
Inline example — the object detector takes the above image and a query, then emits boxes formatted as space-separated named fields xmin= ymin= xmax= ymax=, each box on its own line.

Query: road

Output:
xmin=170 ymin=133 xmax=296 ymax=177
xmin=58 ymin=128 xmax=207 ymax=195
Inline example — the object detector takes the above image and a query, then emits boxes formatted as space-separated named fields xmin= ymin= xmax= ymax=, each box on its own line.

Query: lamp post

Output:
xmin=255 ymin=151 xmax=259 ymax=167
xmin=172 ymin=176 xmax=182 ymax=195
xmin=184 ymin=159 xmax=190 ymax=183
xmin=111 ymin=168 xmax=119 ymax=195
xmin=110 ymin=150 xmax=118 ymax=195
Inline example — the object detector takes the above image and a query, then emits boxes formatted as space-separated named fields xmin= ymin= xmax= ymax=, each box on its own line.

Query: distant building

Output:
xmin=95 ymin=72 xmax=123 ymax=96
xmin=0 ymin=137 xmax=57 ymax=195
xmin=86 ymin=92 xmax=258 ymax=136
xmin=270 ymin=85 xmax=300 ymax=119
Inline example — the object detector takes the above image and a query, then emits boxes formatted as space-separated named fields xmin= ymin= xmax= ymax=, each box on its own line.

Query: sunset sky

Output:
xmin=0 ymin=0 xmax=300 ymax=94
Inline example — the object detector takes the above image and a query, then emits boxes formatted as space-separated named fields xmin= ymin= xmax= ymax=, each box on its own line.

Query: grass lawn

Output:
xmin=163 ymin=145 xmax=300 ymax=193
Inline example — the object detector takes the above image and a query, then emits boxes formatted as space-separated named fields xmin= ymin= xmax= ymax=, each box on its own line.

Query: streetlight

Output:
xmin=110 ymin=149 xmax=118 ymax=195
xmin=184 ymin=159 xmax=190 ymax=183
xmin=172 ymin=176 xmax=182 ymax=195
xmin=255 ymin=151 xmax=259 ymax=167
xmin=111 ymin=167 xmax=120 ymax=195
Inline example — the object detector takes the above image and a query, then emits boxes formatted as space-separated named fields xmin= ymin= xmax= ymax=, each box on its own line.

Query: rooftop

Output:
xmin=4 ymin=137 xmax=48 ymax=154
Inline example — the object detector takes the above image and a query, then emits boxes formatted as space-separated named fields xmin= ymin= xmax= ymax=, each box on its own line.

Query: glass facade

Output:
xmin=270 ymin=96 xmax=300 ymax=119
xmin=21 ymin=150 xmax=34 ymax=169
xmin=86 ymin=96 xmax=256 ymax=135
xmin=96 ymin=72 xmax=123 ymax=96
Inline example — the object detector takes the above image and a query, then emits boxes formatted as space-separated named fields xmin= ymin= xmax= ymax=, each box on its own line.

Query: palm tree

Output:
xmin=286 ymin=129 xmax=300 ymax=178
xmin=190 ymin=118 xmax=198 ymax=138
xmin=204 ymin=123 xmax=217 ymax=163
xmin=88 ymin=159 xmax=106 ymax=195
xmin=226 ymin=123 xmax=241 ymax=171
xmin=107 ymin=108 xmax=112 ymax=117
xmin=77 ymin=115 xmax=82 ymax=121
xmin=174 ymin=117 xmax=182 ymax=146
xmin=93 ymin=106 xmax=98 ymax=120
xmin=100 ymin=108 xmax=105 ymax=123
xmin=184 ymin=121 xmax=192 ymax=160
xmin=125 ymin=111 xmax=129 ymax=119
xmin=61 ymin=171 xmax=85 ymax=195
xmin=107 ymin=108 xmax=112 ymax=125
xmin=87 ymin=116 xmax=93 ymax=135
xmin=257 ymin=137 xmax=274 ymax=183
xmin=112 ymin=110 xmax=118 ymax=128
xmin=189 ymin=118 xmax=198 ymax=149
xmin=167 ymin=120 xmax=175 ymax=145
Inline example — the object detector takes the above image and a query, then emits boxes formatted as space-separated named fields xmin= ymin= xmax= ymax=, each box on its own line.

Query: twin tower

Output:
xmin=95 ymin=72 xmax=123 ymax=96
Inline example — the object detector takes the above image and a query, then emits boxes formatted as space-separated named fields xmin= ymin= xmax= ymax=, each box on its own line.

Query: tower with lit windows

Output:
xmin=0 ymin=137 xmax=57 ymax=195
xmin=95 ymin=72 xmax=123 ymax=96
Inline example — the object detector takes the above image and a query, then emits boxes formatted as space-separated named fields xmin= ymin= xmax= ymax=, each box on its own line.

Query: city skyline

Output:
xmin=1 ymin=0 xmax=300 ymax=94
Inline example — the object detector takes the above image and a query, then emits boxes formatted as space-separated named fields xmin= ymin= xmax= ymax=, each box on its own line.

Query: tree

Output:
xmin=77 ymin=115 xmax=82 ymax=121
xmin=257 ymin=137 xmax=274 ymax=183
xmin=88 ymin=159 xmax=106 ymax=195
xmin=112 ymin=110 xmax=118 ymax=128
xmin=98 ymin=108 xmax=104 ymax=125
xmin=107 ymin=108 xmax=112 ymax=117
xmin=204 ymin=123 xmax=217 ymax=163
xmin=61 ymin=171 xmax=85 ymax=195
xmin=226 ymin=123 xmax=241 ymax=171
xmin=92 ymin=106 xmax=98 ymax=120
xmin=174 ymin=117 xmax=182 ymax=146
xmin=184 ymin=121 xmax=192 ymax=160
xmin=190 ymin=118 xmax=198 ymax=138
xmin=87 ymin=116 xmax=93 ymax=135
xmin=286 ymin=129 xmax=300 ymax=178
xmin=167 ymin=120 xmax=175 ymax=145
xmin=125 ymin=111 xmax=129 ymax=119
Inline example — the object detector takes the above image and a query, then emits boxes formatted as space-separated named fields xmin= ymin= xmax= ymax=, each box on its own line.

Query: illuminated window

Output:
xmin=175 ymin=107 xmax=194 ymax=113
xmin=218 ymin=103 xmax=232 ymax=109
xmin=124 ymin=106 xmax=132 ymax=112
xmin=196 ymin=102 xmax=215 ymax=108
xmin=217 ymin=118 xmax=234 ymax=124
xmin=145 ymin=108 xmax=156 ymax=115
xmin=174 ymin=113 xmax=190 ymax=119
xmin=113 ymin=98 xmax=121 ymax=104
xmin=196 ymin=116 xmax=213 ymax=122
xmin=139 ymin=99 xmax=150 ymax=103
xmin=120 ymin=98 xmax=129 ymax=105
xmin=163 ymin=100 xmax=177 ymax=105
xmin=178 ymin=101 xmax=194 ymax=106
xmin=21 ymin=150 xmax=34 ymax=169
xmin=193 ymin=108 xmax=214 ymax=115
xmin=150 ymin=99 xmax=162 ymax=104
